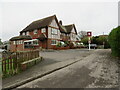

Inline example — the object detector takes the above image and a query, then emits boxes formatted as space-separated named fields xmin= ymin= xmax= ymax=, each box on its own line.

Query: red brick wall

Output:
xmin=10 ymin=41 xmax=24 ymax=52
xmin=47 ymin=39 xmax=60 ymax=49
xmin=29 ymin=29 xmax=47 ymax=39
xmin=10 ymin=27 xmax=63 ymax=52
xmin=10 ymin=40 xmax=41 ymax=52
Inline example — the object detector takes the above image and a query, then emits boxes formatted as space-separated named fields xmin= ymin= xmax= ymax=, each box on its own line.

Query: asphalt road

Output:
xmin=17 ymin=49 xmax=119 ymax=88
xmin=41 ymin=49 xmax=93 ymax=61
xmin=34 ymin=49 xmax=93 ymax=67
xmin=3 ymin=49 xmax=94 ymax=89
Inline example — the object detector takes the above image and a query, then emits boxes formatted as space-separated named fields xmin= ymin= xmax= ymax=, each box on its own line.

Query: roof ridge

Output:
xmin=63 ymin=24 xmax=74 ymax=27
xmin=32 ymin=14 xmax=56 ymax=23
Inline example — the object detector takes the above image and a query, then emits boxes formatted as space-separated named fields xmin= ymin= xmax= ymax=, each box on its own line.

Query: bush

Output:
xmin=69 ymin=43 xmax=74 ymax=49
xmin=108 ymin=26 xmax=120 ymax=57
xmin=56 ymin=42 xmax=62 ymax=47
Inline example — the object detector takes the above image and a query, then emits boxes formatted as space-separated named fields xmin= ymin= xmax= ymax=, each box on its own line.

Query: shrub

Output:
xmin=69 ymin=43 xmax=74 ymax=49
xmin=56 ymin=42 xmax=62 ymax=47
xmin=108 ymin=26 xmax=120 ymax=57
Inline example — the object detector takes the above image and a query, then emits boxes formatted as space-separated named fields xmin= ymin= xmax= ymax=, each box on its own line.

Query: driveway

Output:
xmin=40 ymin=49 xmax=93 ymax=62
xmin=3 ymin=49 xmax=93 ymax=89
xmin=17 ymin=49 xmax=119 ymax=88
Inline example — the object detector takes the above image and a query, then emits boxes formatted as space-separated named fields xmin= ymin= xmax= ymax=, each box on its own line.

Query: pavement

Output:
xmin=16 ymin=49 xmax=119 ymax=88
xmin=2 ymin=49 xmax=93 ymax=89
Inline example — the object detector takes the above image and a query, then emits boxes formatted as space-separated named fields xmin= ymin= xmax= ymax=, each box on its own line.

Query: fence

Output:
xmin=1 ymin=50 xmax=40 ymax=77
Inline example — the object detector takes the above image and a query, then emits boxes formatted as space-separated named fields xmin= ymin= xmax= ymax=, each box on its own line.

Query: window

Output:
xmin=41 ymin=28 xmax=46 ymax=33
xmin=21 ymin=40 xmax=23 ymax=44
xmin=13 ymin=41 xmax=16 ymax=45
xmin=33 ymin=30 xmax=37 ymax=34
xmin=51 ymin=40 xmax=57 ymax=45
xmin=17 ymin=41 xmax=20 ymax=45
xmin=19 ymin=40 xmax=23 ymax=44
xmin=22 ymin=32 xmax=26 ymax=35
xmin=33 ymin=40 xmax=39 ymax=45
xmin=51 ymin=28 xmax=58 ymax=34
xmin=26 ymin=32 xmax=29 ymax=35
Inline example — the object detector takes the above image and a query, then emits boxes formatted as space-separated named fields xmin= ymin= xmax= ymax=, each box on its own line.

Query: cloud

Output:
xmin=1 ymin=2 xmax=118 ymax=41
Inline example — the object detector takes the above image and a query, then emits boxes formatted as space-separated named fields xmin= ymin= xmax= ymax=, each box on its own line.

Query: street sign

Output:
xmin=87 ymin=32 xmax=92 ymax=37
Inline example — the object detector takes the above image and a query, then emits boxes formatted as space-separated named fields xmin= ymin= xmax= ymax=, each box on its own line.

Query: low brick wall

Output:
xmin=53 ymin=47 xmax=70 ymax=50
xmin=21 ymin=57 xmax=43 ymax=71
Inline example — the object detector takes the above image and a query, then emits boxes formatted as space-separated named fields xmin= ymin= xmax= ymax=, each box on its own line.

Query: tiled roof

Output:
xmin=20 ymin=15 xmax=57 ymax=33
xmin=10 ymin=35 xmax=32 ymax=41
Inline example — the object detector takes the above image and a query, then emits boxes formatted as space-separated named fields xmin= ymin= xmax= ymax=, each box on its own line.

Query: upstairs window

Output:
xmin=41 ymin=28 xmax=46 ymax=33
xmin=26 ymin=32 xmax=29 ymax=35
xmin=51 ymin=28 xmax=58 ymax=35
xmin=22 ymin=32 xmax=26 ymax=35
xmin=33 ymin=29 xmax=38 ymax=34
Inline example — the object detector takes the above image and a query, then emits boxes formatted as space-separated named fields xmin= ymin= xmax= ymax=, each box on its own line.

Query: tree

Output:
xmin=108 ymin=26 xmax=120 ymax=57
xmin=78 ymin=31 xmax=87 ymax=39
xmin=81 ymin=37 xmax=88 ymax=45
xmin=0 ymin=39 xmax=3 ymax=45
xmin=91 ymin=36 xmax=99 ymax=44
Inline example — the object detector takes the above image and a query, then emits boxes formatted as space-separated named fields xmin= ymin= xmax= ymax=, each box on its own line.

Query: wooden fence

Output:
xmin=1 ymin=50 xmax=40 ymax=77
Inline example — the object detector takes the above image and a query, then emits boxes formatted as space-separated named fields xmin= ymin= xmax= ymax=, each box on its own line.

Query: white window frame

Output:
xmin=21 ymin=40 xmax=23 ymax=44
xmin=26 ymin=32 xmax=29 ymax=35
xmin=22 ymin=32 xmax=26 ymax=35
xmin=51 ymin=40 xmax=57 ymax=45
xmin=41 ymin=28 xmax=46 ymax=33
xmin=51 ymin=28 xmax=58 ymax=35
xmin=33 ymin=29 xmax=38 ymax=34
xmin=13 ymin=41 xmax=16 ymax=45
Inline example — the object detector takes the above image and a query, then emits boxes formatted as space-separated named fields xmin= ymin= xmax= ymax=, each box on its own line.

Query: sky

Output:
xmin=0 ymin=0 xmax=119 ymax=41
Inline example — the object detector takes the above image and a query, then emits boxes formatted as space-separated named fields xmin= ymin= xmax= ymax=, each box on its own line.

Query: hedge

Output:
xmin=108 ymin=26 xmax=120 ymax=57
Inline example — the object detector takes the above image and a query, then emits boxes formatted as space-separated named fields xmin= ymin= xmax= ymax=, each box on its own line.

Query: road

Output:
xmin=37 ymin=49 xmax=93 ymax=67
xmin=17 ymin=49 xmax=119 ymax=88
xmin=3 ymin=49 xmax=93 ymax=89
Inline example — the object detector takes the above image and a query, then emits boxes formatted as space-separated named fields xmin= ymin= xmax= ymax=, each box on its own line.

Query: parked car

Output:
xmin=87 ymin=44 xmax=97 ymax=49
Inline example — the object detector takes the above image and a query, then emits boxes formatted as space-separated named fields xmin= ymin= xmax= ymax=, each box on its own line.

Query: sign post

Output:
xmin=87 ymin=32 xmax=92 ymax=51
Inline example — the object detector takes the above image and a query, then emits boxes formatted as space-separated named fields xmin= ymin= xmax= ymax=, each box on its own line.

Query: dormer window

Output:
xmin=22 ymin=32 xmax=25 ymax=35
xmin=41 ymin=28 xmax=46 ymax=33
xmin=34 ymin=30 xmax=37 ymax=34
xmin=26 ymin=32 xmax=29 ymax=35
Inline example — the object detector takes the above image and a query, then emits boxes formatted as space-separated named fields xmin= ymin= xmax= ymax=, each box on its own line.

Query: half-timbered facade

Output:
xmin=9 ymin=15 xmax=79 ymax=52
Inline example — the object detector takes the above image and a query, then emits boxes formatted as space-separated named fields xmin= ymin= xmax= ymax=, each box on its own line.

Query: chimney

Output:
xmin=59 ymin=20 xmax=62 ymax=25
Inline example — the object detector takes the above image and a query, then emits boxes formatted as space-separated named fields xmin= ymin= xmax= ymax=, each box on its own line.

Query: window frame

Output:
xmin=26 ymin=32 xmax=29 ymax=35
xmin=33 ymin=29 xmax=38 ymax=34
xmin=51 ymin=28 xmax=58 ymax=35
xmin=41 ymin=28 xmax=46 ymax=33
xmin=51 ymin=40 xmax=57 ymax=45
xmin=22 ymin=32 xmax=26 ymax=35
xmin=13 ymin=41 xmax=16 ymax=45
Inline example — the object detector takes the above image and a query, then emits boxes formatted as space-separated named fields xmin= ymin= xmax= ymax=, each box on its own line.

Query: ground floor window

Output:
xmin=24 ymin=39 xmax=39 ymax=48
xmin=51 ymin=40 xmax=57 ymax=45
xmin=13 ymin=40 xmax=23 ymax=45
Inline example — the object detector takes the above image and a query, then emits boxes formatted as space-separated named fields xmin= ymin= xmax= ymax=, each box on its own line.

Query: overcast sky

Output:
xmin=0 ymin=0 xmax=118 ymax=41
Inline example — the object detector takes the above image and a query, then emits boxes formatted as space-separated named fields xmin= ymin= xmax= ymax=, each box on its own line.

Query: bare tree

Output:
xmin=78 ymin=31 xmax=87 ymax=39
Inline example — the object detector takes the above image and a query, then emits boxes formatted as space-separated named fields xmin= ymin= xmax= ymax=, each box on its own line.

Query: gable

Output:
xmin=49 ymin=19 xmax=59 ymax=28
xmin=71 ymin=27 xmax=75 ymax=33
